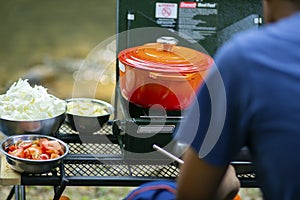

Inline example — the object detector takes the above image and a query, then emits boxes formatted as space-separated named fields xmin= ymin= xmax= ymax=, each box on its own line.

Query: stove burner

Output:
xmin=125 ymin=98 xmax=183 ymax=119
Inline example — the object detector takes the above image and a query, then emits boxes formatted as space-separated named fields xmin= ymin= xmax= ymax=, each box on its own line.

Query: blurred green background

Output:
xmin=0 ymin=0 xmax=116 ymax=101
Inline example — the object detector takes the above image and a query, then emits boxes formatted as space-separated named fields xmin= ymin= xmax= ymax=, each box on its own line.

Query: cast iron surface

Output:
xmin=19 ymin=123 xmax=257 ymax=188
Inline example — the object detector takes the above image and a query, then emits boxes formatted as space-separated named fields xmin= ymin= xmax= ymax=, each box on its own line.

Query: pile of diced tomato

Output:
xmin=6 ymin=138 xmax=64 ymax=160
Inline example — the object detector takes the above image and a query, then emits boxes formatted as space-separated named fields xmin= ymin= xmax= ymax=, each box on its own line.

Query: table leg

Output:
xmin=10 ymin=185 xmax=25 ymax=200
xmin=53 ymin=177 xmax=69 ymax=200
xmin=6 ymin=186 xmax=15 ymax=200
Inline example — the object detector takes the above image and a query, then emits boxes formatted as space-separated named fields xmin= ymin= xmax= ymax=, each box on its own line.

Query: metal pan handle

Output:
xmin=156 ymin=36 xmax=178 ymax=52
xmin=149 ymin=72 xmax=193 ymax=81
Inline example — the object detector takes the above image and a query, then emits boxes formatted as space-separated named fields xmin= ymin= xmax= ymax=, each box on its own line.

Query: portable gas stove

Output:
xmin=113 ymin=0 xmax=263 ymax=161
xmin=113 ymin=87 xmax=182 ymax=161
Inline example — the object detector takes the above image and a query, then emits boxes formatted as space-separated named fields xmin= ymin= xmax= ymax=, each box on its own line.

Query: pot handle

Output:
xmin=149 ymin=72 xmax=193 ymax=81
xmin=156 ymin=36 xmax=178 ymax=52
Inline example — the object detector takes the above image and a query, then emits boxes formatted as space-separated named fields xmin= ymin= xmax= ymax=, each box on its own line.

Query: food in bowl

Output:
xmin=67 ymin=99 xmax=110 ymax=116
xmin=6 ymin=137 xmax=64 ymax=160
xmin=65 ymin=98 xmax=114 ymax=134
xmin=0 ymin=135 xmax=69 ymax=173
xmin=0 ymin=79 xmax=66 ymax=136
xmin=0 ymin=79 xmax=66 ymax=120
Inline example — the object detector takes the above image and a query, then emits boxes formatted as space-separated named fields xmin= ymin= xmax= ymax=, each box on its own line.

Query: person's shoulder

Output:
xmin=222 ymin=12 xmax=300 ymax=54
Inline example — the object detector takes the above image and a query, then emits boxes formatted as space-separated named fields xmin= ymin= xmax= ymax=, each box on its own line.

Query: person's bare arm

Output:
xmin=215 ymin=165 xmax=241 ymax=200
xmin=177 ymin=147 xmax=239 ymax=200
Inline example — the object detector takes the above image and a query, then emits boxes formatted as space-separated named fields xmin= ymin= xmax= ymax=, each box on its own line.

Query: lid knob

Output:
xmin=156 ymin=36 xmax=178 ymax=52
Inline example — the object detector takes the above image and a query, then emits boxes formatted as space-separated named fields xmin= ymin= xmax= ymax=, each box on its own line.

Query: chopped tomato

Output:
xmin=18 ymin=141 xmax=32 ymax=149
xmin=8 ymin=145 xmax=16 ymax=152
xmin=5 ymin=138 xmax=64 ymax=161
xmin=41 ymin=140 xmax=62 ymax=153
xmin=38 ymin=138 xmax=48 ymax=149
xmin=39 ymin=153 xmax=50 ymax=160
xmin=8 ymin=148 xmax=24 ymax=158
xmin=24 ymin=146 xmax=42 ymax=159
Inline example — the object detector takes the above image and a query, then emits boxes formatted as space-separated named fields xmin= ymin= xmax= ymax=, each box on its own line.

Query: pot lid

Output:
xmin=118 ymin=36 xmax=214 ymax=73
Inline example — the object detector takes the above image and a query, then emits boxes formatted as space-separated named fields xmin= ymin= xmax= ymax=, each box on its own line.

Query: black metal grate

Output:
xmin=58 ymin=123 xmax=179 ymax=180
xmin=237 ymin=173 xmax=256 ymax=179
xmin=129 ymin=165 xmax=179 ymax=178
xmin=20 ymin=123 xmax=256 ymax=188
xmin=68 ymin=143 xmax=122 ymax=154
xmin=59 ymin=124 xmax=113 ymax=135
xmin=64 ymin=162 xmax=131 ymax=177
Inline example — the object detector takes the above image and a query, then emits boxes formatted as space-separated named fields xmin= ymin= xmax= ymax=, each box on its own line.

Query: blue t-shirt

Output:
xmin=175 ymin=12 xmax=300 ymax=200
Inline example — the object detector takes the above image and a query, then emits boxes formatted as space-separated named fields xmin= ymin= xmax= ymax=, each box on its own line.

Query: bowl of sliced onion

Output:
xmin=65 ymin=98 xmax=114 ymax=134
xmin=0 ymin=79 xmax=66 ymax=136
xmin=0 ymin=134 xmax=69 ymax=174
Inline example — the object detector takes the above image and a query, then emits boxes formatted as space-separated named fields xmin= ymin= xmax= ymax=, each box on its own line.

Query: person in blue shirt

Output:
xmin=175 ymin=0 xmax=300 ymax=199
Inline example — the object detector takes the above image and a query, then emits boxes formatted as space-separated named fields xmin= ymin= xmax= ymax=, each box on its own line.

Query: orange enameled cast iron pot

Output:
xmin=118 ymin=37 xmax=214 ymax=111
